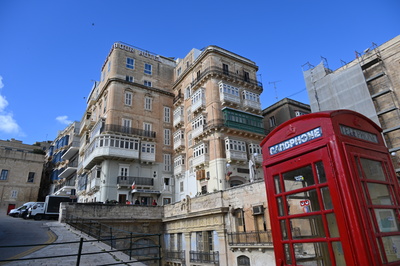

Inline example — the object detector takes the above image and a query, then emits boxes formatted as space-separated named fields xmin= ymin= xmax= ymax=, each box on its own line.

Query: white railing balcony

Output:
xmin=87 ymin=177 xmax=100 ymax=194
xmin=174 ymin=164 xmax=185 ymax=176
xmin=226 ymin=150 xmax=248 ymax=162
xmin=220 ymin=93 xmax=241 ymax=105
xmin=191 ymin=97 xmax=205 ymax=114
xmin=173 ymin=113 xmax=184 ymax=127
xmin=83 ymin=134 xmax=140 ymax=170
xmin=163 ymin=184 xmax=173 ymax=192
xmin=192 ymin=125 xmax=205 ymax=139
xmin=193 ymin=154 xmax=209 ymax=168
xmin=243 ymin=99 xmax=261 ymax=111
xmin=141 ymin=152 xmax=156 ymax=162
xmin=174 ymin=139 xmax=185 ymax=150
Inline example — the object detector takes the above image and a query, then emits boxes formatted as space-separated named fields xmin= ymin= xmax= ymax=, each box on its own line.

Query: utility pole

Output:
xmin=269 ymin=80 xmax=281 ymax=100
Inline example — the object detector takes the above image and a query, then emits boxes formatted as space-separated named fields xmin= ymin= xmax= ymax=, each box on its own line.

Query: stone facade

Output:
xmin=0 ymin=139 xmax=48 ymax=213
xmin=262 ymin=97 xmax=311 ymax=134
xmin=77 ymin=43 xmax=176 ymax=205
xmin=303 ymin=35 xmax=400 ymax=173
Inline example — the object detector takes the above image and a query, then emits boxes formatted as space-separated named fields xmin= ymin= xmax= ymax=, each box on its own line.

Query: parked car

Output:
xmin=8 ymin=202 xmax=36 ymax=218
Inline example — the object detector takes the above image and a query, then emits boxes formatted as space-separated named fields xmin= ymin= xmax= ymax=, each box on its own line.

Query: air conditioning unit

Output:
xmin=253 ymin=205 xmax=264 ymax=215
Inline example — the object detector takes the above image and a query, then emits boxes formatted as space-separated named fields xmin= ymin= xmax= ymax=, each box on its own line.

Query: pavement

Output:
xmin=2 ymin=220 xmax=143 ymax=266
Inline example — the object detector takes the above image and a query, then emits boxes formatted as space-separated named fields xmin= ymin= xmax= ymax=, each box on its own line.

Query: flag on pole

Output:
xmin=131 ymin=181 xmax=136 ymax=190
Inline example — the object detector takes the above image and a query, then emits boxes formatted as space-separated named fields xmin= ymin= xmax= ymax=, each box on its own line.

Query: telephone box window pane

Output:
xmin=321 ymin=187 xmax=333 ymax=210
xmin=274 ymin=175 xmax=282 ymax=194
xmin=374 ymin=209 xmax=399 ymax=233
xmin=287 ymin=189 xmax=320 ymax=215
xmin=381 ymin=236 xmax=400 ymax=263
xmin=283 ymin=165 xmax=315 ymax=192
xmin=277 ymin=197 xmax=284 ymax=216
xmin=315 ymin=161 xmax=326 ymax=183
xmin=294 ymin=242 xmax=331 ymax=266
xmin=284 ymin=243 xmax=292 ymax=264
xmin=290 ymin=215 xmax=325 ymax=239
xmin=360 ymin=158 xmax=386 ymax=181
xmin=367 ymin=183 xmax=393 ymax=205
xmin=332 ymin=242 xmax=346 ymax=266
xmin=280 ymin=219 xmax=288 ymax=240
xmin=326 ymin=213 xmax=340 ymax=237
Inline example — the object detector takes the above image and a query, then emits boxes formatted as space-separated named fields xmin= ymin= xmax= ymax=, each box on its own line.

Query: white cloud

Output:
xmin=0 ymin=76 xmax=22 ymax=135
xmin=56 ymin=115 xmax=72 ymax=125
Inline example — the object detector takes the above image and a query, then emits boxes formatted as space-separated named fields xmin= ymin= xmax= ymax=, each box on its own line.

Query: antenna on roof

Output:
xmin=269 ymin=80 xmax=282 ymax=100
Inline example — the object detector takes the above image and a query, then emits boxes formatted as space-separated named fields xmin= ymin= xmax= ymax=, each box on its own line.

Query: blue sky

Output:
xmin=0 ymin=1 xmax=399 ymax=145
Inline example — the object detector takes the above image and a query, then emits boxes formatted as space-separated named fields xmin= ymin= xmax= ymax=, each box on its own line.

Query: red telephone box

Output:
xmin=261 ymin=110 xmax=400 ymax=266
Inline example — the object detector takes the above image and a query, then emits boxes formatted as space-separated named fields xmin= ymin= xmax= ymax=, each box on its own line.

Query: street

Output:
xmin=0 ymin=210 xmax=54 ymax=262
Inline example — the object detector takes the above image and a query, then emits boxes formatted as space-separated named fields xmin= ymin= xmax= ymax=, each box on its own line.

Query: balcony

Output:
xmin=243 ymin=99 xmax=261 ymax=112
xmin=226 ymin=150 xmax=247 ymax=163
xmin=165 ymin=250 xmax=185 ymax=264
xmin=117 ymin=176 xmax=154 ymax=188
xmin=83 ymin=134 xmax=140 ymax=170
xmin=192 ymin=124 xmax=205 ymax=139
xmin=190 ymin=251 xmax=219 ymax=264
xmin=58 ymin=161 xmax=78 ymax=179
xmin=174 ymin=163 xmax=185 ymax=177
xmin=193 ymin=154 xmax=209 ymax=168
xmin=173 ymin=108 xmax=184 ymax=128
xmin=227 ymin=230 xmax=273 ymax=247
xmin=173 ymin=138 xmax=185 ymax=151
xmin=173 ymin=92 xmax=183 ymax=105
xmin=220 ymin=93 xmax=241 ymax=106
xmin=190 ymin=66 xmax=263 ymax=90
xmin=87 ymin=177 xmax=100 ymax=195
xmin=191 ymin=89 xmax=205 ymax=114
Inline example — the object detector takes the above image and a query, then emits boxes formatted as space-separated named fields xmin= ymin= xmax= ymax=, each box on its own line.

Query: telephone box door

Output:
xmin=266 ymin=147 xmax=350 ymax=265
xmin=345 ymin=145 xmax=400 ymax=264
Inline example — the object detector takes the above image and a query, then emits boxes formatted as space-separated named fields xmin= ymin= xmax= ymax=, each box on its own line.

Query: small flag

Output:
xmin=131 ymin=181 xmax=136 ymax=190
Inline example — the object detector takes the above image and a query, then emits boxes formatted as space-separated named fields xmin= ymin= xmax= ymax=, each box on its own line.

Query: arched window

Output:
xmin=237 ymin=255 xmax=250 ymax=266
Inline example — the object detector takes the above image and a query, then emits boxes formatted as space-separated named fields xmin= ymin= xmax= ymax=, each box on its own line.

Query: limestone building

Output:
xmin=262 ymin=97 xmax=310 ymax=135
xmin=77 ymin=42 xmax=176 ymax=205
xmin=303 ymin=35 xmax=400 ymax=173
xmin=0 ymin=139 xmax=48 ymax=213
xmin=172 ymin=46 xmax=265 ymax=201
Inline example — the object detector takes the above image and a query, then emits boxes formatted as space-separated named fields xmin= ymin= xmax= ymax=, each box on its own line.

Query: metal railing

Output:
xmin=191 ymin=66 xmax=263 ymax=88
xmin=102 ymin=124 xmax=156 ymax=138
xmin=227 ymin=230 xmax=273 ymax=246
xmin=164 ymin=250 xmax=185 ymax=262
xmin=117 ymin=176 xmax=154 ymax=186
xmin=189 ymin=250 xmax=219 ymax=264
xmin=66 ymin=215 xmax=162 ymax=265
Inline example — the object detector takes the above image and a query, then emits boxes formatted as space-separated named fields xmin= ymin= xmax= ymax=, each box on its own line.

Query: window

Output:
xmin=164 ymin=129 xmax=171 ymax=146
xmin=164 ymin=154 xmax=171 ymax=171
xmin=141 ymin=142 xmax=155 ymax=154
xmin=242 ymin=90 xmax=260 ymax=102
xmin=184 ymin=86 xmax=191 ymax=100
xmin=223 ymin=63 xmax=229 ymax=75
xmin=180 ymin=181 xmax=184 ymax=192
xmin=0 ymin=169 xmax=8 ymax=180
xmin=225 ymin=139 xmax=246 ymax=152
xmin=126 ymin=57 xmax=134 ymax=69
xmin=144 ymin=63 xmax=152 ymax=75
xmin=196 ymin=231 xmax=213 ymax=252
xmin=119 ymin=166 xmax=128 ymax=177
xmin=125 ymin=75 xmax=134 ymax=82
xmin=27 ymin=172 xmax=35 ymax=183
xmin=163 ymin=198 xmax=171 ymax=205
xmin=164 ymin=107 xmax=171 ymax=123
xmin=103 ymin=95 xmax=107 ymax=113
xmin=219 ymin=82 xmax=239 ymax=97
xmin=145 ymin=97 xmax=152 ymax=110
xmin=295 ymin=110 xmax=308 ymax=117
xmin=144 ymin=80 xmax=152 ymax=87
xmin=177 ymin=67 xmax=181 ymax=77
xmin=11 ymin=190 xmax=18 ymax=198
xmin=122 ymin=119 xmax=132 ymax=133
xmin=269 ymin=116 xmax=276 ymax=127
xmin=125 ymin=91 xmax=132 ymax=106
xmin=244 ymin=71 xmax=250 ymax=82
xmin=144 ymin=122 xmax=152 ymax=132
xmin=107 ymin=61 xmax=111 ymax=72
xmin=237 ymin=255 xmax=251 ymax=266
xmin=193 ymin=143 xmax=208 ymax=158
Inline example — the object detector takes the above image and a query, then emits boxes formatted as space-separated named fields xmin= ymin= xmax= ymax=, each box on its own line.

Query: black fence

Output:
xmin=189 ymin=250 xmax=219 ymax=264
xmin=0 ymin=216 xmax=162 ymax=266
